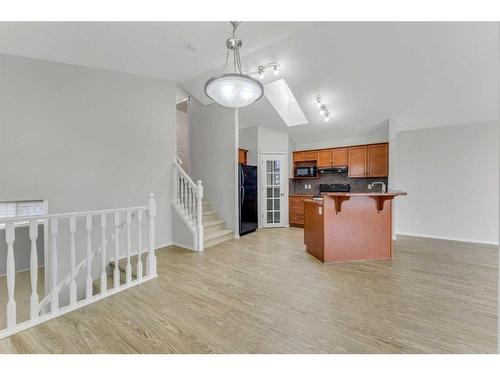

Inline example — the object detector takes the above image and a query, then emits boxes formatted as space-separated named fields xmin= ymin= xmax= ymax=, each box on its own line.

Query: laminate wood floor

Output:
xmin=0 ymin=228 xmax=497 ymax=353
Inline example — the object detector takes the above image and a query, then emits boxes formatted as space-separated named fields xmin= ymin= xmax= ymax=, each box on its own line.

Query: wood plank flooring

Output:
xmin=0 ymin=228 xmax=497 ymax=353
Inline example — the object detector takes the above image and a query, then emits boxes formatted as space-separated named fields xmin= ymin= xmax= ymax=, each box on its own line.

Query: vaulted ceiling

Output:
xmin=1 ymin=22 xmax=498 ymax=145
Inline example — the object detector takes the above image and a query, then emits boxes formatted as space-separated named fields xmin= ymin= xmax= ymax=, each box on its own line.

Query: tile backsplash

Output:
xmin=290 ymin=173 xmax=388 ymax=195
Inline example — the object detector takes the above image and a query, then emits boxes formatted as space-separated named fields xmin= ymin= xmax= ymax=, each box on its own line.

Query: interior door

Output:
xmin=261 ymin=154 xmax=285 ymax=228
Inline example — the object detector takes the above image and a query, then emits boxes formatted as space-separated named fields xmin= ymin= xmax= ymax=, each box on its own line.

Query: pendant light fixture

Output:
xmin=204 ymin=22 xmax=264 ymax=108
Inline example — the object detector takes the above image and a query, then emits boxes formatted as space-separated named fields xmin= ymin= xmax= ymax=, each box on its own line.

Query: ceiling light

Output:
xmin=204 ymin=22 xmax=263 ymax=108
xmin=273 ymin=66 xmax=280 ymax=76
xmin=317 ymin=95 xmax=332 ymax=123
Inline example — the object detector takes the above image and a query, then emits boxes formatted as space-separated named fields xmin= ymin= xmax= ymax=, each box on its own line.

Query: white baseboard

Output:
xmin=171 ymin=241 xmax=195 ymax=251
xmin=395 ymin=232 xmax=498 ymax=246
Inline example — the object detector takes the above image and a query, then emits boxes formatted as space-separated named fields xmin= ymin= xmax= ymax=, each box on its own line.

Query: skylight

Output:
xmin=264 ymin=79 xmax=308 ymax=127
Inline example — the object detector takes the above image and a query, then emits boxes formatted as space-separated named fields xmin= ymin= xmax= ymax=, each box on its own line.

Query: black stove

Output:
xmin=319 ymin=183 xmax=351 ymax=193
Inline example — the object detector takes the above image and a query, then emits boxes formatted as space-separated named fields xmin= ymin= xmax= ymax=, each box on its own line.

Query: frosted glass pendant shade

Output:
xmin=205 ymin=73 xmax=264 ymax=108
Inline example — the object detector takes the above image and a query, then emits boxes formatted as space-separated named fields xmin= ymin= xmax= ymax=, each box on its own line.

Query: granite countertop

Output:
xmin=322 ymin=191 xmax=407 ymax=197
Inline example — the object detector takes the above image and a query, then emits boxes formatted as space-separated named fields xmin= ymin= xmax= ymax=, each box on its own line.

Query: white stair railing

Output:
xmin=172 ymin=157 xmax=203 ymax=251
xmin=0 ymin=194 xmax=157 ymax=340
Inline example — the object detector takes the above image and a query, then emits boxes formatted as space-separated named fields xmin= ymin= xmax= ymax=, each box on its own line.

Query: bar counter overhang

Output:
xmin=303 ymin=192 xmax=407 ymax=263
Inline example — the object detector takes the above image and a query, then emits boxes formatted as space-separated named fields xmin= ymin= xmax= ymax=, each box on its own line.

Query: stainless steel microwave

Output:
xmin=294 ymin=166 xmax=317 ymax=178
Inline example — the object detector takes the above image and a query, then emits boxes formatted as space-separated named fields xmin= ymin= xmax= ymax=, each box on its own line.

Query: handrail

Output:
xmin=0 ymin=194 xmax=157 ymax=340
xmin=37 ymin=210 xmax=139 ymax=312
xmin=173 ymin=158 xmax=197 ymax=188
xmin=0 ymin=205 xmax=148 ymax=225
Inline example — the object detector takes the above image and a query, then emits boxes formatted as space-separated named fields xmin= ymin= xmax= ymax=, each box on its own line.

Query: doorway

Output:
xmin=260 ymin=153 xmax=286 ymax=228
xmin=176 ymin=98 xmax=190 ymax=172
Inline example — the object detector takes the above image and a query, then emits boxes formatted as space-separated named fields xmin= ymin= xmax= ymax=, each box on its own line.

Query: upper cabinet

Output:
xmin=348 ymin=146 xmax=368 ymax=177
xmin=347 ymin=143 xmax=388 ymax=178
xmin=332 ymin=148 xmax=348 ymax=167
xmin=305 ymin=150 xmax=318 ymax=161
xmin=317 ymin=149 xmax=333 ymax=168
xmin=294 ymin=142 xmax=388 ymax=178
xmin=367 ymin=143 xmax=388 ymax=177
xmin=293 ymin=151 xmax=306 ymax=162
xmin=238 ymin=148 xmax=248 ymax=165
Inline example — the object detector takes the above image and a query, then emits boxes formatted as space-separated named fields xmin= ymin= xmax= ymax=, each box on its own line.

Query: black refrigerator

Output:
xmin=239 ymin=164 xmax=258 ymax=235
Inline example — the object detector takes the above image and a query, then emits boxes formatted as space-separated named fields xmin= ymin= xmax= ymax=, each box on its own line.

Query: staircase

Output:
xmin=172 ymin=157 xmax=233 ymax=251
xmin=202 ymin=200 xmax=233 ymax=248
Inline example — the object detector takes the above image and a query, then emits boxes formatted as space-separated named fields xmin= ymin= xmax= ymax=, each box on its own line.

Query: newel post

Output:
xmin=147 ymin=193 xmax=157 ymax=277
xmin=196 ymin=180 xmax=204 ymax=251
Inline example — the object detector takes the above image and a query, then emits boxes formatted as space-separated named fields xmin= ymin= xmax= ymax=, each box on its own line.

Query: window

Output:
xmin=0 ymin=200 xmax=46 ymax=219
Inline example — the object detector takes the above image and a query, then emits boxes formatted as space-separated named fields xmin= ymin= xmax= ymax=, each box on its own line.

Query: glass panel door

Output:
xmin=261 ymin=154 xmax=285 ymax=227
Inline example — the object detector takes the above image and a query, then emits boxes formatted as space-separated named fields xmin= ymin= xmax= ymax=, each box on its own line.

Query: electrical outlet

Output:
xmin=368 ymin=184 xmax=372 ymax=190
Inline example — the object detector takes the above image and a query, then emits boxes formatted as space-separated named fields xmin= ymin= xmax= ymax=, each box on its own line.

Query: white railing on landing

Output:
xmin=0 ymin=194 xmax=157 ymax=340
xmin=172 ymin=157 xmax=203 ymax=251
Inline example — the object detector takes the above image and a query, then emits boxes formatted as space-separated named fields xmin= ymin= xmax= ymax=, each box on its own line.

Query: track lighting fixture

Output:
xmin=316 ymin=96 xmax=331 ymax=123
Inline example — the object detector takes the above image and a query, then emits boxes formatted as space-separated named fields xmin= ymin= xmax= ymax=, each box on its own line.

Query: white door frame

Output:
xmin=258 ymin=151 xmax=288 ymax=228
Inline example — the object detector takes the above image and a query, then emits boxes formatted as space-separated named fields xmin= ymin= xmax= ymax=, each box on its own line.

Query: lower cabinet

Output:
xmin=289 ymin=195 xmax=314 ymax=227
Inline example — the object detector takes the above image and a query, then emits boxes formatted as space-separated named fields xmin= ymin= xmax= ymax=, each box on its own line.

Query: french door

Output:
xmin=261 ymin=153 xmax=286 ymax=228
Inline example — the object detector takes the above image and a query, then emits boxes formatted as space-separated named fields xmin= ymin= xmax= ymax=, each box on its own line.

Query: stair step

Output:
xmin=202 ymin=209 xmax=218 ymax=217
xmin=109 ymin=253 xmax=147 ymax=280
xmin=204 ymin=229 xmax=233 ymax=248
xmin=203 ymin=218 xmax=225 ymax=231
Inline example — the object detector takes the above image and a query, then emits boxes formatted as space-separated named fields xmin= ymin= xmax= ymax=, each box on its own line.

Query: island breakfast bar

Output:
xmin=304 ymin=192 xmax=407 ymax=263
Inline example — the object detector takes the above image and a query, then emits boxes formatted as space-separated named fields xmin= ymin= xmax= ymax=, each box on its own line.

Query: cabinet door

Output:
xmin=317 ymin=149 xmax=332 ymax=168
xmin=348 ymin=146 xmax=367 ymax=177
xmin=293 ymin=151 xmax=306 ymax=162
xmin=332 ymin=148 xmax=348 ymax=166
xmin=238 ymin=149 xmax=247 ymax=165
xmin=305 ymin=150 xmax=318 ymax=161
xmin=367 ymin=143 xmax=388 ymax=177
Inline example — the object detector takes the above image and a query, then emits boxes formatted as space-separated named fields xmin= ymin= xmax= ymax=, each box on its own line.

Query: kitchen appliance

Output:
xmin=319 ymin=166 xmax=348 ymax=174
xmin=319 ymin=183 xmax=351 ymax=193
xmin=239 ymin=164 xmax=258 ymax=235
xmin=294 ymin=166 xmax=317 ymax=178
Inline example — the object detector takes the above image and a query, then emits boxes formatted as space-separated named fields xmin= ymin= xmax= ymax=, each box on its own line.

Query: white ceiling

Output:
xmin=0 ymin=22 xmax=498 ymax=145
xmin=0 ymin=22 xmax=315 ymax=81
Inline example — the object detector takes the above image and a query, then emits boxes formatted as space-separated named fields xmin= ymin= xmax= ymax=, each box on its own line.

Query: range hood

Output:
xmin=319 ymin=166 xmax=348 ymax=174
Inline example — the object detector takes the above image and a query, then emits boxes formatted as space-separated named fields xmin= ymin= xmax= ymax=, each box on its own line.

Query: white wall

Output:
xmin=393 ymin=121 xmax=499 ymax=244
xmin=189 ymin=99 xmax=236 ymax=230
xmin=0 ymin=53 xmax=177 ymax=289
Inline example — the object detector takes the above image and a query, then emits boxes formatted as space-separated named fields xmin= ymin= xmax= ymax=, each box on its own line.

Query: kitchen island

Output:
xmin=304 ymin=192 xmax=406 ymax=263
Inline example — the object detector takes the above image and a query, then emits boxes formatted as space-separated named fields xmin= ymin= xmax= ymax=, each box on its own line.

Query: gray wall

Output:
xmin=0 ymin=53 xmax=177 ymax=292
xmin=189 ymin=99 xmax=236 ymax=230
xmin=239 ymin=126 xmax=258 ymax=165
xmin=393 ymin=121 xmax=499 ymax=244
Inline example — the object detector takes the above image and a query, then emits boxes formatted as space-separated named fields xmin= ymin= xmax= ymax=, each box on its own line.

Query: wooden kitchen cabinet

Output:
xmin=348 ymin=145 xmax=367 ymax=177
xmin=317 ymin=149 xmax=333 ymax=168
xmin=367 ymin=143 xmax=388 ymax=177
xmin=238 ymin=148 xmax=248 ymax=165
xmin=289 ymin=195 xmax=313 ymax=227
xmin=293 ymin=151 xmax=306 ymax=162
xmin=332 ymin=147 xmax=348 ymax=166
xmin=305 ymin=150 xmax=319 ymax=161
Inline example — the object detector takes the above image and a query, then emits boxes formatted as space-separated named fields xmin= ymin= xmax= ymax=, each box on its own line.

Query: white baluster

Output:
xmin=100 ymin=214 xmax=107 ymax=294
xmin=85 ymin=215 xmax=93 ymax=299
xmin=136 ymin=209 xmax=143 ymax=281
xmin=5 ymin=223 xmax=16 ymax=329
xmin=191 ymin=185 xmax=195 ymax=223
xmin=197 ymin=180 xmax=204 ymax=251
xmin=113 ymin=212 xmax=120 ymax=289
xmin=69 ymin=216 xmax=77 ymax=306
xmin=50 ymin=219 xmax=59 ymax=312
xmin=125 ymin=210 xmax=132 ymax=284
xmin=147 ymin=193 xmax=157 ymax=277
xmin=180 ymin=177 xmax=184 ymax=210
xmin=29 ymin=221 xmax=39 ymax=320
xmin=173 ymin=162 xmax=178 ymax=205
